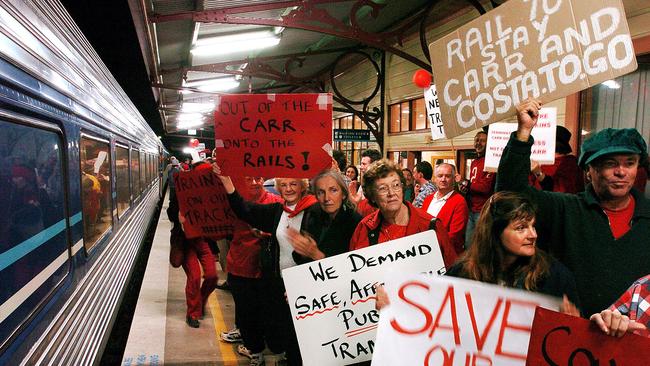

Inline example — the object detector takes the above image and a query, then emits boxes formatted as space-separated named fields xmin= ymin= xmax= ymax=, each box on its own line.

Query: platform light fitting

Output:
xmin=191 ymin=30 xmax=281 ymax=56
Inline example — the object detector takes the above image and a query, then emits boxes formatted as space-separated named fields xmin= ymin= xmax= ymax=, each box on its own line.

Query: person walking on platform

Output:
xmin=175 ymin=161 xmax=218 ymax=328
xmin=288 ymin=170 xmax=362 ymax=264
xmin=349 ymin=159 xmax=457 ymax=269
xmin=217 ymin=170 xmax=318 ymax=366
xmin=219 ymin=176 xmax=284 ymax=363
xmin=497 ymin=97 xmax=650 ymax=317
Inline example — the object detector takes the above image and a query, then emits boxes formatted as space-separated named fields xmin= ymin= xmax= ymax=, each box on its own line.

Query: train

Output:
xmin=0 ymin=0 xmax=165 ymax=364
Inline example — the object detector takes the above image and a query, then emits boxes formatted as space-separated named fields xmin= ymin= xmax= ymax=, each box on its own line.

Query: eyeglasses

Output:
xmin=375 ymin=181 xmax=403 ymax=196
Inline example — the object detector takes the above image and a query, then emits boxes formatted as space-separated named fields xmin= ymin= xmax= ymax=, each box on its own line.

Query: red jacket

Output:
xmin=226 ymin=190 xmax=284 ymax=278
xmin=530 ymin=154 xmax=584 ymax=193
xmin=348 ymin=201 xmax=457 ymax=268
xmin=421 ymin=191 xmax=469 ymax=255
xmin=469 ymin=157 xmax=495 ymax=213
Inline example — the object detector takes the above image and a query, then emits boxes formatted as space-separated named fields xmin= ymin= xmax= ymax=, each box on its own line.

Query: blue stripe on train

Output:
xmin=0 ymin=212 xmax=81 ymax=271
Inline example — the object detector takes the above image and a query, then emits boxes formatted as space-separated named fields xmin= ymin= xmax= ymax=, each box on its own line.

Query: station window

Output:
xmin=332 ymin=115 xmax=380 ymax=166
xmin=388 ymin=98 xmax=431 ymax=133
xmin=579 ymin=54 xmax=650 ymax=196
xmin=0 ymin=119 xmax=69 ymax=346
xmin=115 ymin=144 xmax=130 ymax=217
xmin=131 ymin=149 xmax=140 ymax=199
xmin=80 ymin=136 xmax=112 ymax=250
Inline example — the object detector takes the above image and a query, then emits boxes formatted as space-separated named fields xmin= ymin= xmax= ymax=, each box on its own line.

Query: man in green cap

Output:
xmin=496 ymin=97 xmax=649 ymax=317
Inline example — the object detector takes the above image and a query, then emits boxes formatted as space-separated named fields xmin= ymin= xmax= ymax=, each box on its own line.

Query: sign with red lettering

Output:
xmin=526 ymin=307 xmax=650 ymax=365
xmin=282 ymin=231 xmax=446 ymax=366
xmin=372 ymin=274 xmax=560 ymax=366
xmin=484 ymin=107 xmax=557 ymax=172
xmin=213 ymin=93 xmax=333 ymax=178
xmin=174 ymin=169 xmax=236 ymax=239
xmin=429 ymin=0 xmax=637 ymax=138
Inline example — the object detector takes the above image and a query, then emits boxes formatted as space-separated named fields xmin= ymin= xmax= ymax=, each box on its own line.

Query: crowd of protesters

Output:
xmin=165 ymin=98 xmax=649 ymax=365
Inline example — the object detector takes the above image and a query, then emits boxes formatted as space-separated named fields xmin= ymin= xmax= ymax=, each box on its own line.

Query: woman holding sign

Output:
xmin=446 ymin=191 xmax=580 ymax=307
xmin=348 ymin=159 xmax=457 ymax=268
xmin=375 ymin=191 xmax=580 ymax=314
xmin=217 ymin=170 xmax=317 ymax=366
xmin=288 ymin=170 xmax=362 ymax=264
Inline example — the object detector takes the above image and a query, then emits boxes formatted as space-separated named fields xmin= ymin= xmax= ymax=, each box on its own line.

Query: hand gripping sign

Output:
xmin=213 ymin=93 xmax=333 ymax=178
xmin=372 ymin=274 xmax=560 ymax=366
xmin=429 ymin=0 xmax=637 ymax=138
xmin=281 ymin=230 xmax=446 ymax=366
xmin=526 ymin=307 xmax=650 ymax=365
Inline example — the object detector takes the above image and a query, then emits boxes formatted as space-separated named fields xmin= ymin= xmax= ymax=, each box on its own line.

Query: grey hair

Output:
xmin=310 ymin=169 xmax=355 ymax=210
xmin=435 ymin=162 xmax=456 ymax=177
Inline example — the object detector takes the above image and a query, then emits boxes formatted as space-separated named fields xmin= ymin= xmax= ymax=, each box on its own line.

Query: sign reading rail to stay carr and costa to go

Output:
xmin=213 ymin=93 xmax=333 ymax=178
xmin=429 ymin=0 xmax=637 ymax=139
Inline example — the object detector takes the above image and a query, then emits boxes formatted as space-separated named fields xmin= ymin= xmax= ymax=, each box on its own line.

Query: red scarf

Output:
xmin=283 ymin=195 xmax=318 ymax=218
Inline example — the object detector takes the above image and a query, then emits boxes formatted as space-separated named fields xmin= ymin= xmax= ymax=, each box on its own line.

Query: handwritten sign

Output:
xmin=372 ymin=274 xmax=560 ymax=366
xmin=282 ymin=230 xmax=446 ymax=365
xmin=424 ymin=84 xmax=446 ymax=140
xmin=173 ymin=169 xmax=236 ymax=239
xmin=429 ymin=0 xmax=637 ymax=138
xmin=526 ymin=307 xmax=650 ymax=365
xmin=213 ymin=93 xmax=333 ymax=178
xmin=484 ymin=107 xmax=557 ymax=172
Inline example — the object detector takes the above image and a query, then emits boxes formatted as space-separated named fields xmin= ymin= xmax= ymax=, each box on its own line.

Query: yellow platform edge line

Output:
xmin=208 ymin=292 xmax=239 ymax=365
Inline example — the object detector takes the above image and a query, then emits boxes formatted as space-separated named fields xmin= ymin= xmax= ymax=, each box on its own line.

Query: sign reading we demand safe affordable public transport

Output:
xmin=282 ymin=231 xmax=446 ymax=366
xmin=213 ymin=93 xmax=333 ymax=178
xmin=429 ymin=0 xmax=637 ymax=139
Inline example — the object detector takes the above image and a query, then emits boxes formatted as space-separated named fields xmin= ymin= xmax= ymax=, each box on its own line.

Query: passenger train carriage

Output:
xmin=0 ymin=1 xmax=164 ymax=364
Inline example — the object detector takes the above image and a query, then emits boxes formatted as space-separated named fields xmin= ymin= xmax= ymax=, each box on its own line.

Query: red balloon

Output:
xmin=190 ymin=138 xmax=199 ymax=147
xmin=412 ymin=69 xmax=432 ymax=88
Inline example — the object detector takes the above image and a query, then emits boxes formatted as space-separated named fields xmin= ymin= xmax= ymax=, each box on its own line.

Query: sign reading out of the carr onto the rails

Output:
xmin=333 ymin=129 xmax=371 ymax=142
xmin=429 ymin=0 xmax=637 ymax=139
xmin=213 ymin=93 xmax=333 ymax=178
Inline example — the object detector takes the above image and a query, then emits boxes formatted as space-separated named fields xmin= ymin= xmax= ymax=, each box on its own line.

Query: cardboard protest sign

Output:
xmin=424 ymin=84 xmax=446 ymax=140
xmin=372 ymin=274 xmax=560 ymax=366
xmin=282 ymin=230 xmax=446 ymax=366
xmin=484 ymin=107 xmax=557 ymax=172
xmin=429 ymin=0 xmax=637 ymax=138
xmin=213 ymin=93 xmax=333 ymax=178
xmin=173 ymin=169 xmax=236 ymax=239
xmin=527 ymin=307 xmax=650 ymax=365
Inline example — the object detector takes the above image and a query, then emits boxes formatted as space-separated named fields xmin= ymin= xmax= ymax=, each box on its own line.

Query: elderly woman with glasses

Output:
xmin=348 ymin=159 xmax=457 ymax=268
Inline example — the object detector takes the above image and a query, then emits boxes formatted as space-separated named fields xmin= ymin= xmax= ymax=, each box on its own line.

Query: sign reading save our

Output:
xmin=213 ymin=93 xmax=333 ymax=178
xmin=429 ymin=0 xmax=637 ymax=138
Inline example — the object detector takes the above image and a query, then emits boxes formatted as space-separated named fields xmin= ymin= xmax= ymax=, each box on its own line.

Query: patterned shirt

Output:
xmin=413 ymin=181 xmax=437 ymax=208
xmin=610 ymin=274 xmax=650 ymax=337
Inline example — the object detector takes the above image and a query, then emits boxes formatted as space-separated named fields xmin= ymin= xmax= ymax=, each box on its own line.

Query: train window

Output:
xmin=146 ymin=154 xmax=151 ymax=184
xmin=0 ymin=119 xmax=69 ymax=343
xmin=80 ymin=136 xmax=112 ymax=250
xmin=139 ymin=151 xmax=145 ymax=192
xmin=115 ymin=144 xmax=130 ymax=217
xmin=131 ymin=149 xmax=140 ymax=199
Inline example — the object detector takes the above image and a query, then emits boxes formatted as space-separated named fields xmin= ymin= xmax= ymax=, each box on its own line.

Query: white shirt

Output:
xmin=426 ymin=190 xmax=455 ymax=217
xmin=276 ymin=204 xmax=304 ymax=273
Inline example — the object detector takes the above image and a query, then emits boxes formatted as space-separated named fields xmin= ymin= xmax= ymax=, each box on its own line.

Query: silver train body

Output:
xmin=0 ymin=1 xmax=164 ymax=364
